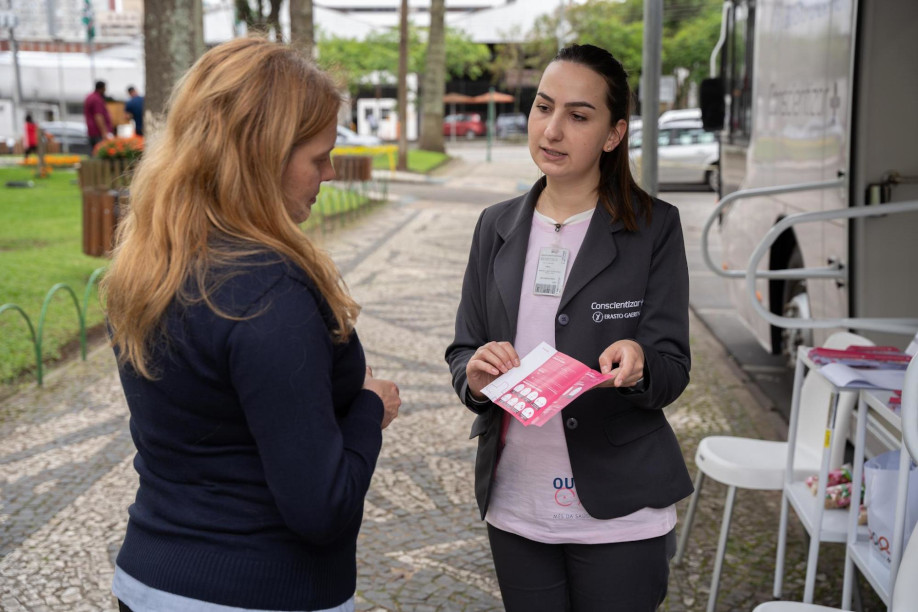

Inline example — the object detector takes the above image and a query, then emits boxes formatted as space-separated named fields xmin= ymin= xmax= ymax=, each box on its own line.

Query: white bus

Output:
xmin=700 ymin=0 xmax=918 ymax=362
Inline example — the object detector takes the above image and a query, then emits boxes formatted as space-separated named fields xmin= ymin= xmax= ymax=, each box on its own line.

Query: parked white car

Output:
xmin=629 ymin=119 xmax=719 ymax=191
xmin=336 ymin=125 xmax=381 ymax=147
xmin=657 ymin=107 xmax=702 ymax=125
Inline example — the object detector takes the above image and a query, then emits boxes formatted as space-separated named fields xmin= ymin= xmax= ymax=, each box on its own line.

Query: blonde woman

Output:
xmin=103 ymin=38 xmax=400 ymax=612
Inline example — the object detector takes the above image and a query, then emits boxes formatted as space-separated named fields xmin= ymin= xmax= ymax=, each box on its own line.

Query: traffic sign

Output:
xmin=82 ymin=0 xmax=94 ymax=41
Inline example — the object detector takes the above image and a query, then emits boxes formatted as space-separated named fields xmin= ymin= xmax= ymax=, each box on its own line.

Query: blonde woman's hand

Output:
xmin=364 ymin=367 xmax=400 ymax=429
xmin=466 ymin=341 xmax=520 ymax=400
xmin=597 ymin=340 xmax=645 ymax=388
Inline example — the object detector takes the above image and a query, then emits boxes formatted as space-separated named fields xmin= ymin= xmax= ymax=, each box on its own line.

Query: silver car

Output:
xmin=629 ymin=119 xmax=719 ymax=191
xmin=39 ymin=121 xmax=92 ymax=154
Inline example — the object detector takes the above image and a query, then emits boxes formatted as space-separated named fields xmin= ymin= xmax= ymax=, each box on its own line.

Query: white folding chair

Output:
xmin=674 ymin=332 xmax=873 ymax=612
xmin=753 ymin=355 xmax=918 ymax=611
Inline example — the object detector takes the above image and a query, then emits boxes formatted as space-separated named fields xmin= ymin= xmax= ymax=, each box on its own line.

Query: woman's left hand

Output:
xmin=597 ymin=340 xmax=644 ymax=388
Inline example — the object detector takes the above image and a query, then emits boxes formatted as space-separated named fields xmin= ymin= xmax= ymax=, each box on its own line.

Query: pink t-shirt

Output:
xmin=485 ymin=207 xmax=676 ymax=544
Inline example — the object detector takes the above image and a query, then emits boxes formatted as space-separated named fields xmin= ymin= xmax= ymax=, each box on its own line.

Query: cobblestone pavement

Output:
xmin=0 ymin=151 xmax=884 ymax=611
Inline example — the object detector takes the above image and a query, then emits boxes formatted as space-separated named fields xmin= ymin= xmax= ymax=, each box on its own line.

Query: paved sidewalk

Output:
xmin=0 ymin=151 xmax=882 ymax=610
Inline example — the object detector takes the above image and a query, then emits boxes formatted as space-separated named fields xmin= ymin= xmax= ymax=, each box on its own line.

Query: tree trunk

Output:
xmin=289 ymin=0 xmax=314 ymax=57
xmin=144 ymin=0 xmax=204 ymax=134
xmin=396 ymin=0 xmax=409 ymax=171
xmin=267 ymin=0 xmax=282 ymax=38
xmin=234 ymin=0 xmax=256 ymax=29
xmin=418 ymin=0 xmax=446 ymax=153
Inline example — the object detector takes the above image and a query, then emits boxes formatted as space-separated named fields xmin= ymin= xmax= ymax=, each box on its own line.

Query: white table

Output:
xmin=777 ymin=347 xmax=865 ymax=603
xmin=841 ymin=388 xmax=912 ymax=610
xmin=777 ymin=346 xmax=909 ymax=605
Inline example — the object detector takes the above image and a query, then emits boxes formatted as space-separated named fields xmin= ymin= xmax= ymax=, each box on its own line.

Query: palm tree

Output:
xmin=144 ymin=0 xmax=204 ymax=129
xmin=289 ymin=0 xmax=314 ymax=56
xmin=396 ymin=0 xmax=409 ymax=170
xmin=419 ymin=0 xmax=446 ymax=152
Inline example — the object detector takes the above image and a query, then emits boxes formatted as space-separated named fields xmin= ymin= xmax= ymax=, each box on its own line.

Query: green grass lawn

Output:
xmin=0 ymin=166 xmax=108 ymax=384
xmin=372 ymin=149 xmax=449 ymax=173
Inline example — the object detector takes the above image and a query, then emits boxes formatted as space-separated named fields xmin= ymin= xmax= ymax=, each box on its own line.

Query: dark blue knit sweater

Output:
xmin=115 ymin=255 xmax=384 ymax=611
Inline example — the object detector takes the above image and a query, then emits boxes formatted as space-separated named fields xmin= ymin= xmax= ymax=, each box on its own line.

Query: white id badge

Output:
xmin=533 ymin=247 xmax=570 ymax=296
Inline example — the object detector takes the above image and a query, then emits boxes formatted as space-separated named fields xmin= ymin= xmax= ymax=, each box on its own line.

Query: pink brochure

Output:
xmin=480 ymin=342 xmax=613 ymax=427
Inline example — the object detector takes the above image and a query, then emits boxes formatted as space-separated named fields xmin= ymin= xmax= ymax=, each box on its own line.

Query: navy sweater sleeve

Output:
xmin=226 ymin=272 xmax=384 ymax=545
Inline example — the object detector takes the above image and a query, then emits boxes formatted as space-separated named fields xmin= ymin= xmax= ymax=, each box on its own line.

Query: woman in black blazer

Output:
xmin=446 ymin=44 xmax=693 ymax=611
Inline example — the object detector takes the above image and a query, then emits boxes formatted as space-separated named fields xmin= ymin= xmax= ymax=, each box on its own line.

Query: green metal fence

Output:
xmin=0 ymin=267 xmax=106 ymax=386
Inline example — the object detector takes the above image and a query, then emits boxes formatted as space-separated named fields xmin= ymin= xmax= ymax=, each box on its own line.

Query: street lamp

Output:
xmin=54 ymin=37 xmax=70 ymax=152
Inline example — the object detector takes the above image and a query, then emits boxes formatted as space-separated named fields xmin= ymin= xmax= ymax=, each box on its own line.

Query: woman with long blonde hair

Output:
xmin=104 ymin=37 xmax=400 ymax=612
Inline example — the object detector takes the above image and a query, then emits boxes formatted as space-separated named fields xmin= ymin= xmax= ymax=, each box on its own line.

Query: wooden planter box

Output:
xmin=333 ymin=155 xmax=373 ymax=182
xmin=77 ymin=158 xmax=135 ymax=257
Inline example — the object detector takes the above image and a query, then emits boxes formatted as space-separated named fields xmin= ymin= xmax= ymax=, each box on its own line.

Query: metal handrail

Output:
xmin=701 ymin=178 xmax=846 ymax=280
xmin=745 ymin=199 xmax=918 ymax=334
xmin=904 ymin=356 xmax=918 ymax=463
xmin=709 ymin=2 xmax=730 ymax=77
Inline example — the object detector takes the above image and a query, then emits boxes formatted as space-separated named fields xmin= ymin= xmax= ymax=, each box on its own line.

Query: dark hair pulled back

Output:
xmin=553 ymin=44 xmax=652 ymax=231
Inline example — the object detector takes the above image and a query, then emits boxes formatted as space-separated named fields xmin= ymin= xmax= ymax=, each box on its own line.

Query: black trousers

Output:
xmin=118 ymin=601 xmax=133 ymax=612
xmin=487 ymin=524 xmax=676 ymax=612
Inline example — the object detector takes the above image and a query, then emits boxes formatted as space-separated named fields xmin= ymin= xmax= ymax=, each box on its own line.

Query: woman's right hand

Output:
xmin=364 ymin=367 xmax=400 ymax=429
xmin=466 ymin=341 xmax=520 ymax=400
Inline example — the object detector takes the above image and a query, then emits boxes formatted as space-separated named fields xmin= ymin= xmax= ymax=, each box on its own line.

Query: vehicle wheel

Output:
xmin=780 ymin=247 xmax=813 ymax=366
xmin=706 ymin=165 xmax=719 ymax=192
xmin=465 ymin=130 xmax=475 ymax=140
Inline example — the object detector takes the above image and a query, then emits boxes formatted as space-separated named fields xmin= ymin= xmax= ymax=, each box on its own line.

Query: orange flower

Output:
xmin=94 ymin=136 xmax=143 ymax=160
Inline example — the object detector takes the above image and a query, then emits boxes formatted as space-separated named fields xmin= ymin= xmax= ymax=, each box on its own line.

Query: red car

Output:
xmin=443 ymin=113 xmax=486 ymax=138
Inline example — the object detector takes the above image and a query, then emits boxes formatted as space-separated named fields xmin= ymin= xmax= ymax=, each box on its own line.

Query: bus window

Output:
xmin=726 ymin=2 xmax=755 ymax=141
xmin=658 ymin=130 xmax=672 ymax=146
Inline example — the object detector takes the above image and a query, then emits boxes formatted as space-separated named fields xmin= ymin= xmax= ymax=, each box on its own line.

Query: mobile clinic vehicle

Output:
xmin=700 ymin=0 xmax=918 ymax=364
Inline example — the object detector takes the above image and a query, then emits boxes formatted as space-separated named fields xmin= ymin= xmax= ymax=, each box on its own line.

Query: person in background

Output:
xmin=124 ymin=86 xmax=144 ymax=137
xmin=102 ymin=37 xmax=400 ymax=612
xmin=445 ymin=43 xmax=694 ymax=611
xmin=367 ymin=111 xmax=379 ymax=137
xmin=84 ymin=80 xmax=113 ymax=148
xmin=23 ymin=114 xmax=38 ymax=160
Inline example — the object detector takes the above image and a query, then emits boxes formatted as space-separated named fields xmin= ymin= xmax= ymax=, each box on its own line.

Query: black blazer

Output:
xmin=445 ymin=178 xmax=694 ymax=520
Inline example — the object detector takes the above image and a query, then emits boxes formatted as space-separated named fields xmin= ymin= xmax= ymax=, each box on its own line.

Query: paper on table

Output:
xmin=819 ymin=362 xmax=906 ymax=390
xmin=481 ymin=341 xmax=613 ymax=426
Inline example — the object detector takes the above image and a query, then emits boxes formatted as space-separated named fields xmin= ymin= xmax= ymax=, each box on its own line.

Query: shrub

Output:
xmin=93 ymin=136 xmax=144 ymax=161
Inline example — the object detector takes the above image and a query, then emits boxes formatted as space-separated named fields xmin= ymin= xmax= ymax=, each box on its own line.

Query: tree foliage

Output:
xmin=316 ymin=26 xmax=490 ymax=95
xmin=519 ymin=0 xmax=722 ymax=92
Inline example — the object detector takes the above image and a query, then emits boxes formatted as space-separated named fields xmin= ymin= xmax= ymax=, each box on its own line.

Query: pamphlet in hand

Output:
xmin=480 ymin=342 xmax=613 ymax=427
xmin=818 ymin=362 xmax=906 ymax=391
